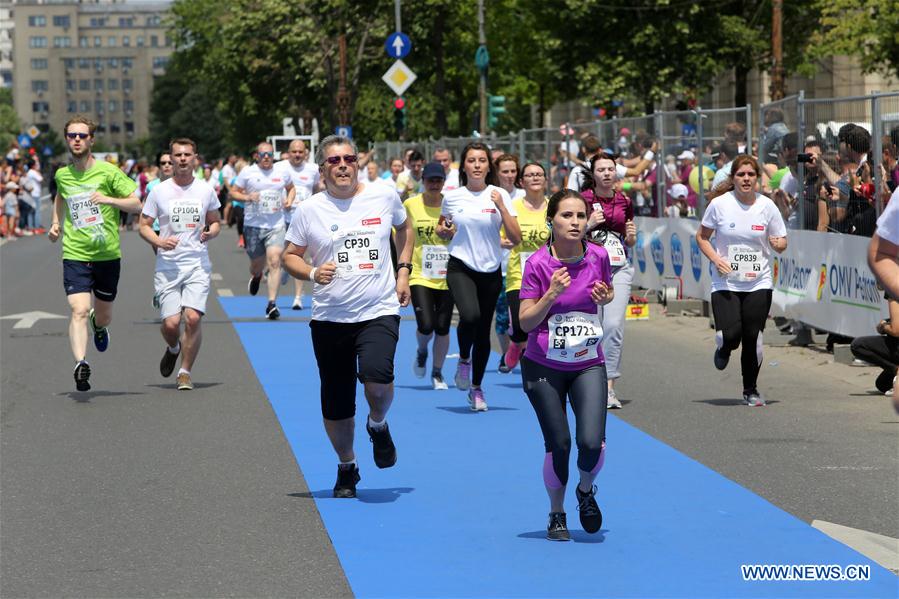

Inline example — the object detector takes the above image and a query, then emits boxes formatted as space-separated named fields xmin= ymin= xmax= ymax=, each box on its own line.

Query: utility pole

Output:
xmin=336 ymin=34 xmax=350 ymax=127
xmin=770 ymin=0 xmax=785 ymax=100
xmin=477 ymin=0 xmax=487 ymax=134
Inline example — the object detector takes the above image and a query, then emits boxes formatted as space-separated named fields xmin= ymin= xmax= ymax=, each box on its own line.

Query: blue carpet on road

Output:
xmin=220 ymin=297 xmax=897 ymax=598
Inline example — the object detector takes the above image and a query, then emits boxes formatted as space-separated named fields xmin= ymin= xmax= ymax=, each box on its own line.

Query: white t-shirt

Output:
xmin=285 ymin=183 xmax=407 ymax=323
xmin=234 ymin=164 xmax=292 ymax=229
xmin=711 ymin=160 xmax=735 ymax=190
xmin=442 ymin=168 xmax=460 ymax=192
xmin=142 ymin=177 xmax=221 ymax=272
xmin=26 ymin=169 xmax=43 ymax=200
xmin=559 ymin=140 xmax=580 ymax=168
xmin=701 ymin=192 xmax=787 ymax=292
xmin=441 ymin=184 xmax=516 ymax=273
xmin=779 ymin=170 xmax=798 ymax=196
xmin=382 ymin=177 xmax=398 ymax=190
xmin=274 ymin=159 xmax=319 ymax=213
xmin=876 ymin=187 xmax=899 ymax=245
xmin=220 ymin=163 xmax=236 ymax=186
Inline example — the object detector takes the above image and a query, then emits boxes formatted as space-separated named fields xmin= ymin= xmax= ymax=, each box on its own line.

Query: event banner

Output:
xmin=631 ymin=217 xmax=888 ymax=338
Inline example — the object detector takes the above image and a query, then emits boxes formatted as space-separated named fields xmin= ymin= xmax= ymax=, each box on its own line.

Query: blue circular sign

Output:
xmin=385 ymin=32 xmax=411 ymax=59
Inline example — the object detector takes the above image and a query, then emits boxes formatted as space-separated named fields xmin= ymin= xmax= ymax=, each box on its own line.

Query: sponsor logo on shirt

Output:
xmin=359 ymin=263 xmax=375 ymax=270
xmin=362 ymin=218 xmax=381 ymax=226
xmin=575 ymin=349 xmax=589 ymax=358
xmin=751 ymin=224 xmax=765 ymax=231
xmin=729 ymin=222 xmax=736 ymax=228
xmin=482 ymin=208 xmax=496 ymax=213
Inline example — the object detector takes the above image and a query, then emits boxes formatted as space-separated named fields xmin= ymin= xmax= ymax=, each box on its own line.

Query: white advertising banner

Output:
xmin=631 ymin=217 xmax=888 ymax=338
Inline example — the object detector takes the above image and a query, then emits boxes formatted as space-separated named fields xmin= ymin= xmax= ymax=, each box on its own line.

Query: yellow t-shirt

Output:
xmin=506 ymin=197 xmax=549 ymax=292
xmin=403 ymin=194 xmax=449 ymax=290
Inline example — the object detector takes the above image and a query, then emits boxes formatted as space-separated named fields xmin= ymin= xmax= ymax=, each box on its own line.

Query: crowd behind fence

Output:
xmin=372 ymin=91 xmax=899 ymax=236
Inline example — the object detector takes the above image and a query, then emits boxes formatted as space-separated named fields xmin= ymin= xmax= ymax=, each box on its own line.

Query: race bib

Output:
xmin=602 ymin=234 xmax=627 ymax=267
xmin=421 ymin=244 xmax=449 ymax=280
xmin=170 ymin=198 xmax=202 ymax=233
xmin=290 ymin=187 xmax=311 ymax=212
xmin=333 ymin=227 xmax=381 ymax=277
xmin=67 ymin=191 xmax=104 ymax=230
xmin=727 ymin=244 xmax=763 ymax=282
xmin=258 ymin=189 xmax=282 ymax=214
xmin=546 ymin=311 xmax=603 ymax=364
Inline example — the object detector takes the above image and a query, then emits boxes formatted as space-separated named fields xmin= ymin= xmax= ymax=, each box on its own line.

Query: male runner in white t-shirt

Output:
xmin=139 ymin=138 xmax=221 ymax=390
xmin=282 ymin=134 xmax=413 ymax=499
xmin=274 ymin=139 xmax=320 ymax=309
xmin=231 ymin=141 xmax=296 ymax=319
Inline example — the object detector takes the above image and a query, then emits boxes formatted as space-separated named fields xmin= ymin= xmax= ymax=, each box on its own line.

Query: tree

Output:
xmin=810 ymin=0 xmax=899 ymax=80
xmin=0 ymin=88 xmax=22 ymax=152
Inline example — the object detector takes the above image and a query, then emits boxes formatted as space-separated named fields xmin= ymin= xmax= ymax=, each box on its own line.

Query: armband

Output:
xmin=621 ymin=182 xmax=633 ymax=192
xmin=309 ymin=267 xmax=318 ymax=283
xmin=397 ymin=262 xmax=413 ymax=274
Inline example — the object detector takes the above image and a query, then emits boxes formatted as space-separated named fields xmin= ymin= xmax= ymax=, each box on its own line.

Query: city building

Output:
xmin=11 ymin=0 xmax=173 ymax=149
xmin=1 ymin=1 xmax=13 ymax=88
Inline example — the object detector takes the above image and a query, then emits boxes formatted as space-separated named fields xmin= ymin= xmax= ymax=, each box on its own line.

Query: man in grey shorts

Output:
xmin=231 ymin=141 xmax=296 ymax=319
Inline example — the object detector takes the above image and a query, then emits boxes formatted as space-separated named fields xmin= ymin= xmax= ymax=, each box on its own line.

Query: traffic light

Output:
xmin=488 ymin=94 xmax=506 ymax=129
xmin=393 ymin=97 xmax=406 ymax=135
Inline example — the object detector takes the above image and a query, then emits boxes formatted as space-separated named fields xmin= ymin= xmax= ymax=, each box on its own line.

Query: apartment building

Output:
xmin=12 ymin=0 xmax=173 ymax=149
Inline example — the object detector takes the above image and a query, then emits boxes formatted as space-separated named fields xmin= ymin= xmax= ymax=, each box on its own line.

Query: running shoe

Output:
xmin=575 ymin=484 xmax=603 ymax=534
xmin=497 ymin=353 xmax=511 ymax=374
xmin=88 ymin=309 xmax=109 ymax=352
xmin=248 ymin=274 xmax=262 ymax=296
xmin=152 ymin=293 xmax=160 ymax=309
xmin=742 ymin=389 xmax=766 ymax=407
xmin=333 ymin=464 xmax=361 ymax=498
xmin=176 ymin=372 xmax=194 ymax=391
xmin=292 ymin=296 xmax=303 ymax=310
xmin=160 ymin=346 xmax=179 ymax=377
xmin=73 ymin=360 xmax=91 ymax=392
xmin=607 ymin=388 xmax=622 ymax=409
xmin=266 ymin=301 xmax=280 ymax=320
xmin=547 ymin=512 xmax=570 ymax=541
xmin=454 ymin=360 xmax=471 ymax=390
xmin=432 ymin=372 xmax=449 ymax=390
xmin=467 ymin=387 xmax=488 ymax=412
xmin=504 ymin=342 xmax=523 ymax=370
xmin=365 ymin=421 xmax=397 ymax=469
xmin=413 ymin=350 xmax=427 ymax=378
xmin=875 ymin=369 xmax=894 ymax=394
xmin=713 ymin=347 xmax=730 ymax=370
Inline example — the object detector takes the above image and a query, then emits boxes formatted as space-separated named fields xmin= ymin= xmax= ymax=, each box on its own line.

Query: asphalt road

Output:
xmin=1 ymin=222 xmax=896 ymax=597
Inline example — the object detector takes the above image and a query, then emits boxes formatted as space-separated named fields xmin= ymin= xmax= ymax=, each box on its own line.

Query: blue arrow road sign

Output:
xmin=335 ymin=125 xmax=353 ymax=139
xmin=385 ymin=32 xmax=411 ymax=59
xmin=17 ymin=134 xmax=31 ymax=148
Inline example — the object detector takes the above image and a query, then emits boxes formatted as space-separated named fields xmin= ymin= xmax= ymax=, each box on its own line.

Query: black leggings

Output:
xmin=446 ymin=256 xmax=503 ymax=386
xmin=851 ymin=335 xmax=899 ymax=391
xmin=506 ymin=289 xmax=527 ymax=343
xmin=521 ymin=357 xmax=608 ymax=487
xmin=230 ymin=205 xmax=245 ymax=237
xmin=411 ymin=285 xmax=454 ymax=336
xmin=711 ymin=289 xmax=772 ymax=392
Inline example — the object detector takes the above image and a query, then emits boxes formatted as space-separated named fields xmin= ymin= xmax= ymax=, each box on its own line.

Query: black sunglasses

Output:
xmin=66 ymin=132 xmax=90 ymax=140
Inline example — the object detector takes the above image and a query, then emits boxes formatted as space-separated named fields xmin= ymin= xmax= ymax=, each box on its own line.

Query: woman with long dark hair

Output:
xmin=436 ymin=142 xmax=521 ymax=410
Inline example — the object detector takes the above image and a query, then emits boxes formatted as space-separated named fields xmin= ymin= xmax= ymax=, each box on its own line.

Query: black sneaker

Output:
xmin=875 ymin=369 xmax=895 ymax=394
xmin=333 ymin=465 xmax=361 ymax=498
xmin=266 ymin=302 xmax=280 ymax=320
xmin=248 ymin=274 xmax=262 ymax=296
xmin=89 ymin=309 xmax=109 ymax=352
xmin=575 ymin=484 xmax=603 ymax=533
xmin=413 ymin=350 xmax=427 ymax=378
xmin=73 ymin=360 xmax=91 ymax=392
xmin=366 ymin=421 xmax=397 ymax=469
xmin=160 ymin=346 xmax=179 ymax=378
xmin=497 ymin=353 xmax=511 ymax=374
xmin=547 ymin=512 xmax=570 ymax=541
xmin=713 ymin=347 xmax=730 ymax=371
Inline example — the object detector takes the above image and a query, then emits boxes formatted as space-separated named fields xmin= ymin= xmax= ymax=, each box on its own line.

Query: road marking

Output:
xmin=0 ymin=311 xmax=67 ymax=329
xmin=812 ymin=520 xmax=899 ymax=574
xmin=217 ymin=288 xmax=234 ymax=297
xmin=211 ymin=273 xmax=223 ymax=281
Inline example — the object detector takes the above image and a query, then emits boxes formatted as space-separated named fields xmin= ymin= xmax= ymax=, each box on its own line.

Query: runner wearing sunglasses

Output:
xmin=282 ymin=135 xmax=413 ymax=499
xmin=48 ymin=116 xmax=142 ymax=392
xmin=231 ymin=141 xmax=296 ymax=320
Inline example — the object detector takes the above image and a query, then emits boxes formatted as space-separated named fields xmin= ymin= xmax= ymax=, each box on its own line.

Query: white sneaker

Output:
xmin=467 ymin=388 xmax=488 ymax=411
xmin=607 ymin=388 xmax=622 ymax=409
xmin=432 ymin=373 xmax=449 ymax=390
xmin=292 ymin=296 xmax=303 ymax=310
xmin=413 ymin=350 xmax=427 ymax=379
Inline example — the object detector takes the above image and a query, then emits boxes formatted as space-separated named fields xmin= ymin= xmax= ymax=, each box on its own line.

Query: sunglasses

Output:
xmin=258 ymin=152 xmax=274 ymax=158
xmin=66 ymin=132 xmax=90 ymax=140
xmin=325 ymin=154 xmax=358 ymax=165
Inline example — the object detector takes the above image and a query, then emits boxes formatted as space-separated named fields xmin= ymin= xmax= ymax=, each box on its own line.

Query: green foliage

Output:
xmin=810 ymin=0 xmax=899 ymax=80
xmin=0 ymin=88 xmax=22 ymax=152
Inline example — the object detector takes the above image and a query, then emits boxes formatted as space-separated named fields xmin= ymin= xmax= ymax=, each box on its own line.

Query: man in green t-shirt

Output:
xmin=48 ymin=116 xmax=142 ymax=392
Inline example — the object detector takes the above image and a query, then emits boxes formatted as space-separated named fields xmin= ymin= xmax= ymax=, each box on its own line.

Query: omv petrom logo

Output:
xmin=650 ymin=232 xmax=665 ymax=275
xmin=635 ymin=230 xmax=646 ymax=273
xmin=670 ymin=233 xmax=684 ymax=277
xmin=689 ymin=235 xmax=702 ymax=281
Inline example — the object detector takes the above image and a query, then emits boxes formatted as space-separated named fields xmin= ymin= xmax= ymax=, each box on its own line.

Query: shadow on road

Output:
xmin=289 ymin=487 xmax=414 ymax=504
xmin=61 ymin=390 xmax=146 ymax=403
xmin=692 ymin=398 xmax=781 ymax=407
xmin=435 ymin=406 xmax=519 ymax=414
xmin=517 ymin=529 xmax=607 ymax=543
xmin=144 ymin=382 xmax=223 ymax=390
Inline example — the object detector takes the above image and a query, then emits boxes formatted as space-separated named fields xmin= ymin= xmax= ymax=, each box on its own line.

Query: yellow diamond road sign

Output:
xmin=382 ymin=59 xmax=417 ymax=97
